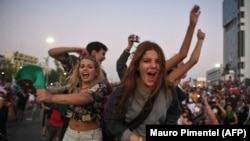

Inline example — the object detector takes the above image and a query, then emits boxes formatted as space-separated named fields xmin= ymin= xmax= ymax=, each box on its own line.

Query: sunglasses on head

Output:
xmin=79 ymin=55 xmax=96 ymax=61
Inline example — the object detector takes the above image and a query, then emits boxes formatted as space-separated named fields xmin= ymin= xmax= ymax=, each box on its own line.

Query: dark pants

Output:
xmin=60 ymin=117 xmax=69 ymax=140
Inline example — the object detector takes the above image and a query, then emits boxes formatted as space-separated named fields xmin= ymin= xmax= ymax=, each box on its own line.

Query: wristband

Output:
xmin=138 ymin=136 xmax=143 ymax=141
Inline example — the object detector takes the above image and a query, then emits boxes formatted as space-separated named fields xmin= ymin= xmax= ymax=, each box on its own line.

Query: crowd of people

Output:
xmin=0 ymin=82 xmax=40 ymax=141
xmin=1 ymin=4 xmax=250 ymax=141
xmin=178 ymin=78 xmax=250 ymax=126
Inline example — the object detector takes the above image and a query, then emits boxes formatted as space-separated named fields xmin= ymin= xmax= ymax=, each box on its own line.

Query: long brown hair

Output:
xmin=116 ymin=41 xmax=168 ymax=113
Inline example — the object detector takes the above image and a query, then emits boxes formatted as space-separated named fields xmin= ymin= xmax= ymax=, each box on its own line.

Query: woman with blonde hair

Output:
xmin=37 ymin=55 xmax=109 ymax=141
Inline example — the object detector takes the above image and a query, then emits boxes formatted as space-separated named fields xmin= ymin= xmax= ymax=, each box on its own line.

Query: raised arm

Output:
xmin=167 ymin=29 xmax=205 ymax=86
xmin=202 ymin=95 xmax=219 ymax=125
xmin=116 ymin=34 xmax=135 ymax=80
xmin=165 ymin=4 xmax=201 ymax=71
xmin=48 ymin=47 xmax=88 ymax=61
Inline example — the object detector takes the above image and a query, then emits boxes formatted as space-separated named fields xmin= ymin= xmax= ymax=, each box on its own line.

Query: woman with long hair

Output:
xmin=37 ymin=55 xmax=109 ymax=141
xmin=105 ymin=27 xmax=205 ymax=140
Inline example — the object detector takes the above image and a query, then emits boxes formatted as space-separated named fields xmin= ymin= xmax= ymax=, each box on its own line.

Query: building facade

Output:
xmin=223 ymin=0 xmax=250 ymax=82
xmin=206 ymin=66 xmax=223 ymax=85
xmin=0 ymin=55 xmax=12 ymax=81
xmin=4 ymin=51 xmax=38 ymax=69
xmin=0 ymin=55 xmax=11 ymax=70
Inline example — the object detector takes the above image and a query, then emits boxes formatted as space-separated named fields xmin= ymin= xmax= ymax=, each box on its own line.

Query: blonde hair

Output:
xmin=68 ymin=55 xmax=104 ymax=92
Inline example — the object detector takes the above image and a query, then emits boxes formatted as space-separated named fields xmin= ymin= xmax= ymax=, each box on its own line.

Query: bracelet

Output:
xmin=138 ymin=136 xmax=143 ymax=141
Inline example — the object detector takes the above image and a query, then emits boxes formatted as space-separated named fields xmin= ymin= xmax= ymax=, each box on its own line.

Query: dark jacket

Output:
xmin=104 ymin=88 xmax=127 ymax=139
xmin=165 ymin=86 xmax=186 ymax=124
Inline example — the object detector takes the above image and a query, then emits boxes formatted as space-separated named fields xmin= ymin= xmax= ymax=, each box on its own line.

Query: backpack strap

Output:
xmin=127 ymin=96 xmax=154 ymax=131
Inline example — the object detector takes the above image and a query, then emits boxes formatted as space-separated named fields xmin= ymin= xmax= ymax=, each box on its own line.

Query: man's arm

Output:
xmin=48 ymin=47 xmax=88 ymax=61
xmin=116 ymin=34 xmax=135 ymax=80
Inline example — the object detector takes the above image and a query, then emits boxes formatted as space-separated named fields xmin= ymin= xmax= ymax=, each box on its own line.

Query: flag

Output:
xmin=184 ymin=77 xmax=191 ymax=84
xmin=15 ymin=64 xmax=46 ymax=94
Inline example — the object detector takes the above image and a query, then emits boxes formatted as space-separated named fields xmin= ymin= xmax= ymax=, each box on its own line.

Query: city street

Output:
xmin=6 ymin=106 xmax=44 ymax=141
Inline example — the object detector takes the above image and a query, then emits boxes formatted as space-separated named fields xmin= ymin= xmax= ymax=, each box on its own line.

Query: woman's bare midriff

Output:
xmin=68 ymin=118 xmax=99 ymax=131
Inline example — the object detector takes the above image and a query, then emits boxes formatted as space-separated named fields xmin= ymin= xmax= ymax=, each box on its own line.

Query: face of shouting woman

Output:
xmin=138 ymin=50 xmax=160 ymax=89
xmin=79 ymin=58 xmax=98 ymax=84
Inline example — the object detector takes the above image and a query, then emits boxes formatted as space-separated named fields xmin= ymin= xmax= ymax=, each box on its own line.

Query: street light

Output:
xmin=46 ymin=37 xmax=54 ymax=44
xmin=1 ymin=71 xmax=4 ymax=81
xmin=44 ymin=57 xmax=49 ymax=86
xmin=214 ymin=63 xmax=220 ymax=68
xmin=45 ymin=37 xmax=54 ymax=86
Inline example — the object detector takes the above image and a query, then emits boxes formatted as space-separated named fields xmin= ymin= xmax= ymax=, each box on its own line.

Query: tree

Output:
xmin=48 ymin=67 xmax=67 ymax=86
xmin=3 ymin=67 xmax=17 ymax=83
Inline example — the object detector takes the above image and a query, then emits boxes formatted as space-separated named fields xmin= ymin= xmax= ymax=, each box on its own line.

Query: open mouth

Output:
xmin=82 ymin=72 xmax=89 ymax=79
xmin=147 ymin=72 xmax=157 ymax=82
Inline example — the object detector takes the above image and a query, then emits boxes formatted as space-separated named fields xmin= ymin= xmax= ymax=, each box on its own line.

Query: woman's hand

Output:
xmin=36 ymin=89 xmax=53 ymax=103
xmin=190 ymin=4 xmax=201 ymax=26
xmin=197 ymin=29 xmax=205 ymax=40
xmin=129 ymin=133 xmax=143 ymax=141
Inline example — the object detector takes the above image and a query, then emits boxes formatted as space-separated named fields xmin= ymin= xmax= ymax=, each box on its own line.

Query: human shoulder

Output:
xmin=112 ymin=87 xmax=125 ymax=95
